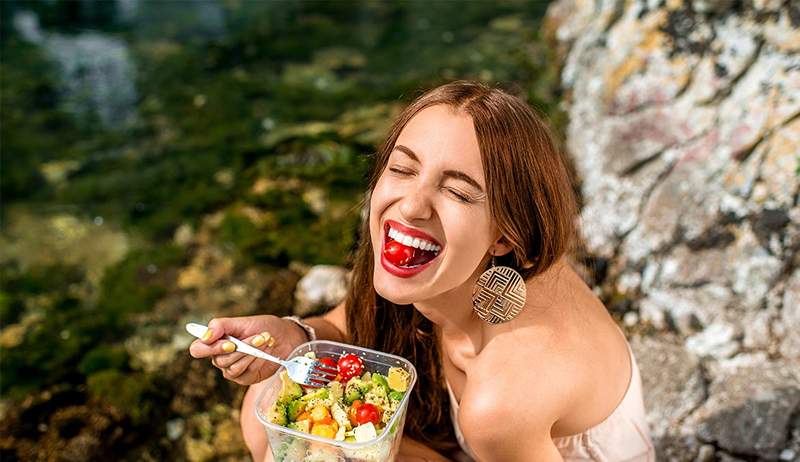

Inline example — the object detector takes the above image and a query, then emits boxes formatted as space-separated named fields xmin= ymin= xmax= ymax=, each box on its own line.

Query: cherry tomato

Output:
xmin=302 ymin=357 xmax=337 ymax=389
xmin=318 ymin=357 xmax=336 ymax=366
xmin=337 ymin=354 xmax=364 ymax=382
xmin=355 ymin=403 xmax=381 ymax=425
xmin=383 ymin=240 xmax=415 ymax=266
xmin=318 ymin=357 xmax=338 ymax=376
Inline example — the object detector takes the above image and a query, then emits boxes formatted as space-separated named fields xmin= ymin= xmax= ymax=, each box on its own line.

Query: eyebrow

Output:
xmin=393 ymin=144 xmax=485 ymax=193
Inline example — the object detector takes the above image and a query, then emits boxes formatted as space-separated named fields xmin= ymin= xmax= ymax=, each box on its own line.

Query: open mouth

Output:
xmin=382 ymin=221 xmax=443 ymax=269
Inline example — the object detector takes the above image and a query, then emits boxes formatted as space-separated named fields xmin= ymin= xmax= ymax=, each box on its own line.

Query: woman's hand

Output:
xmin=188 ymin=315 xmax=309 ymax=386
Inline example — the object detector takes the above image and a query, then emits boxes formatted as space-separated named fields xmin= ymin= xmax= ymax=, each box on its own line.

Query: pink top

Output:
xmin=445 ymin=337 xmax=655 ymax=461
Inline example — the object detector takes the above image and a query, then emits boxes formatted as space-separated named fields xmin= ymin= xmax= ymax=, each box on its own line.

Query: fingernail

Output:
xmin=222 ymin=341 xmax=236 ymax=353
xmin=260 ymin=331 xmax=276 ymax=348
xmin=251 ymin=335 xmax=266 ymax=347
xmin=201 ymin=328 xmax=213 ymax=342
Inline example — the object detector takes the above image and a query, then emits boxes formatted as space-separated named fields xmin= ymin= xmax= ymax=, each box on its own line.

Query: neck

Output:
xmin=412 ymin=257 xmax=571 ymax=344
xmin=412 ymin=263 xmax=486 ymax=345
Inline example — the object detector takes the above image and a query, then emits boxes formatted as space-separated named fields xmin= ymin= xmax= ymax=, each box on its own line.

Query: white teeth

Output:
xmin=388 ymin=226 xmax=441 ymax=252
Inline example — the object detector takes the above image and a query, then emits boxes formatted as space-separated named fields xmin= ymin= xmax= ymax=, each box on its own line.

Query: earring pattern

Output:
xmin=471 ymin=257 xmax=527 ymax=324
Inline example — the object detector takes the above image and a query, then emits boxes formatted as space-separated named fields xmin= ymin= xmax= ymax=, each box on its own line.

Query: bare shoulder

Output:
xmin=457 ymin=326 xmax=579 ymax=460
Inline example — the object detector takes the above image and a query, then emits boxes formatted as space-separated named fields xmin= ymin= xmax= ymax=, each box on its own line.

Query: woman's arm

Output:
xmin=397 ymin=437 xmax=453 ymax=462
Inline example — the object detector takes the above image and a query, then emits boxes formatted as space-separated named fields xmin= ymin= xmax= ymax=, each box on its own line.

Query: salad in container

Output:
xmin=255 ymin=340 xmax=417 ymax=462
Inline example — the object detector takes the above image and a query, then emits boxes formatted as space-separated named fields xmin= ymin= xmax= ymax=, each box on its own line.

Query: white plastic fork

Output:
xmin=185 ymin=322 xmax=338 ymax=387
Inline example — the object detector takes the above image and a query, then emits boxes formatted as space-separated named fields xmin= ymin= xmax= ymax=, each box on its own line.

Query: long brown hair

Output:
xmin=345 ymin=81 xmax=577 ymax=453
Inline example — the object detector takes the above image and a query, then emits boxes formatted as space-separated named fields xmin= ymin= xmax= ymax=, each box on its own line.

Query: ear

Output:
xmin=490 ymin=236 xmax=514 ymax=257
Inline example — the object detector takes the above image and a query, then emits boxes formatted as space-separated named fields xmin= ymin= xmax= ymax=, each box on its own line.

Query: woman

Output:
xmin=189 ymin=81 xmax=655 ymax=461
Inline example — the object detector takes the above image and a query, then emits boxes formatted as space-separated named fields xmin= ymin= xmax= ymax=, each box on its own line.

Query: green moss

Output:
xmin=86 ymin=370 xmax=162 ymax=425
xmin=79 ymin=345 xmax=131 ymax=376
xmin=95 ymin=244 xmax=186 ymax=323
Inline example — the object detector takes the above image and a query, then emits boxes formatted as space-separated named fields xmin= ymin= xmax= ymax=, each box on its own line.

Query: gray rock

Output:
xmin=686 ymin=360 xmax=800 ymax=458
xmin=694 ymin=444 xmax=715 ymax=462
xmin=740 ymin=307 xmax=777 ymax=351
xmin=639 ymin=285 xmax=733 ymax=335
xmin=631 ymin=337 xmax=707 ymax=440
xmin=546 ymin=0 xmax=800 ymax=458
xmin=293 ymin=265 xmax=349 ymax=317
xmin=167 ymin=418 xmax=185 ymax=441
xmin=685 ymin=322 xmax=740 ymax=359
xmin=658 ymin=245 xmax=729 ymax=289
xmin=779 ymin=269 xmax=800 ymax=359
xmin=779 ymin=448 xmax=798 ymax=462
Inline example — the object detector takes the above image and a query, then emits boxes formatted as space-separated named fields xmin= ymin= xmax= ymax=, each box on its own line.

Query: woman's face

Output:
xmin=369 ymin=104 xmax=500 ymax=305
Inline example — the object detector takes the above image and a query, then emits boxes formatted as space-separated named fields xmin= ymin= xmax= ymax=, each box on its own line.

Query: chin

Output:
xmin=372 ymin=271 xmax=417 ymax=305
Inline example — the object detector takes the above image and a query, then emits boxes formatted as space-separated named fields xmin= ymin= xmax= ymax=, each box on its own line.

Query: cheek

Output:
xmin=440 ymin=209 xmax=494 ymax=261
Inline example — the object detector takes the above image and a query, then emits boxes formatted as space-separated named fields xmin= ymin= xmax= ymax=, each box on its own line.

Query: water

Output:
xmin=13 ymin=10 xmax=138 ymax=129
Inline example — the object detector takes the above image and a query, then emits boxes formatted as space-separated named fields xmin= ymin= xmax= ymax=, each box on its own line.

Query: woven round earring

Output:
xmin=471 ymin=255 xmax=527 ymax=324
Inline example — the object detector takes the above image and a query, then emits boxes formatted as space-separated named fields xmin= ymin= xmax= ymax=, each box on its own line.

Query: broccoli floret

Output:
xmin=277 ymin=370 xmax=303 ymax=404
xmin=348 ymin=376 xmax=373 ymax=394
xmin=371 ymin=373 xmax=390 ymax=393
xmin=344 ymin=387 xmax=362 ymax=405
xmin=357 ymin=379 xmax=374 ymax=394
xmin=286 ymin=399 xmax=305 ymax=421
xmin=300 ymin=387 xmax=329 ymax=403
xmin=267 ymin=402 xmax=288 ymax=426
xmin=344 ymin=377 xmax=372 ymax=404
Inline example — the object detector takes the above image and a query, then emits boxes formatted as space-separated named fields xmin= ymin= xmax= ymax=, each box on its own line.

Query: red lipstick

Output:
xmin=380 ymin=219 xmax=443 ymax=278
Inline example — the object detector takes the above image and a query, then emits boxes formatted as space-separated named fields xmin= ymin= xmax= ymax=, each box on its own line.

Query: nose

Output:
xmin=398 ymin=187 xmax=433 ymax=222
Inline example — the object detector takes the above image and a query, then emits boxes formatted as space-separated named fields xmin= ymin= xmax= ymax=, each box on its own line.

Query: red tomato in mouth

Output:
xmin=383 ymin=240 xmax=415 ymax=267
xmin=355 ymin=403 xmax=381 ymax=425
xmin=337 ymin=353 xmax=364 ymax=382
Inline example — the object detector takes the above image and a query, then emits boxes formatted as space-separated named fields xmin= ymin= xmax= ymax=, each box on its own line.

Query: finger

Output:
xmin=211 ymin=330 xmax=276 ymax=367
xmin=201 ymin=317 xmax=234 ymax=344
xmin=212 ymin=351 xmax=246 ymax=369
xmin=229 ymin=365 xmax=270 ymax=386
xmin=189 ymin=339 xmax=216 ymax=358
xmin=194 ymin=339 xmax=239 ymax=362
xmin=205 ymin=316 xmax=278 ymax=344
xmin=224 ymin=354 xmax=257 ymax=379
xmin=189 ymin=338 xmax=237 ymax=358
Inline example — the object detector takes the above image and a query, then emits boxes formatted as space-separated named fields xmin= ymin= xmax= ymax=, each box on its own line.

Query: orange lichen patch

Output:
xmin=759 ymin=117 xmax=800 ymax=203
xmin=605 ymin=27 xmax=665 ymax=105
xmin=764 ymin=11 xmax=800 ymax=53
xmin=665 ymin=0 xmax=685 ymax=11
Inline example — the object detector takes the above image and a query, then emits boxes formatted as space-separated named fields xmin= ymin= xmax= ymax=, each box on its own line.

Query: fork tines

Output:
xmin=307 ymin=360 xmax=338 ymax=386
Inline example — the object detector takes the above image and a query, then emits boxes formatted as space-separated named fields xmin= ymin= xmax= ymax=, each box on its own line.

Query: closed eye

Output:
xmin=444 ymin=187 xmax=473 ymax=203
xmin=389 ymin=166 xmax=414 ymax=176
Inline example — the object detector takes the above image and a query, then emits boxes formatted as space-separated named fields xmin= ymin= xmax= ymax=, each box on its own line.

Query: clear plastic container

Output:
xmin=255 ymin=340 xmax=418 ymax=462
